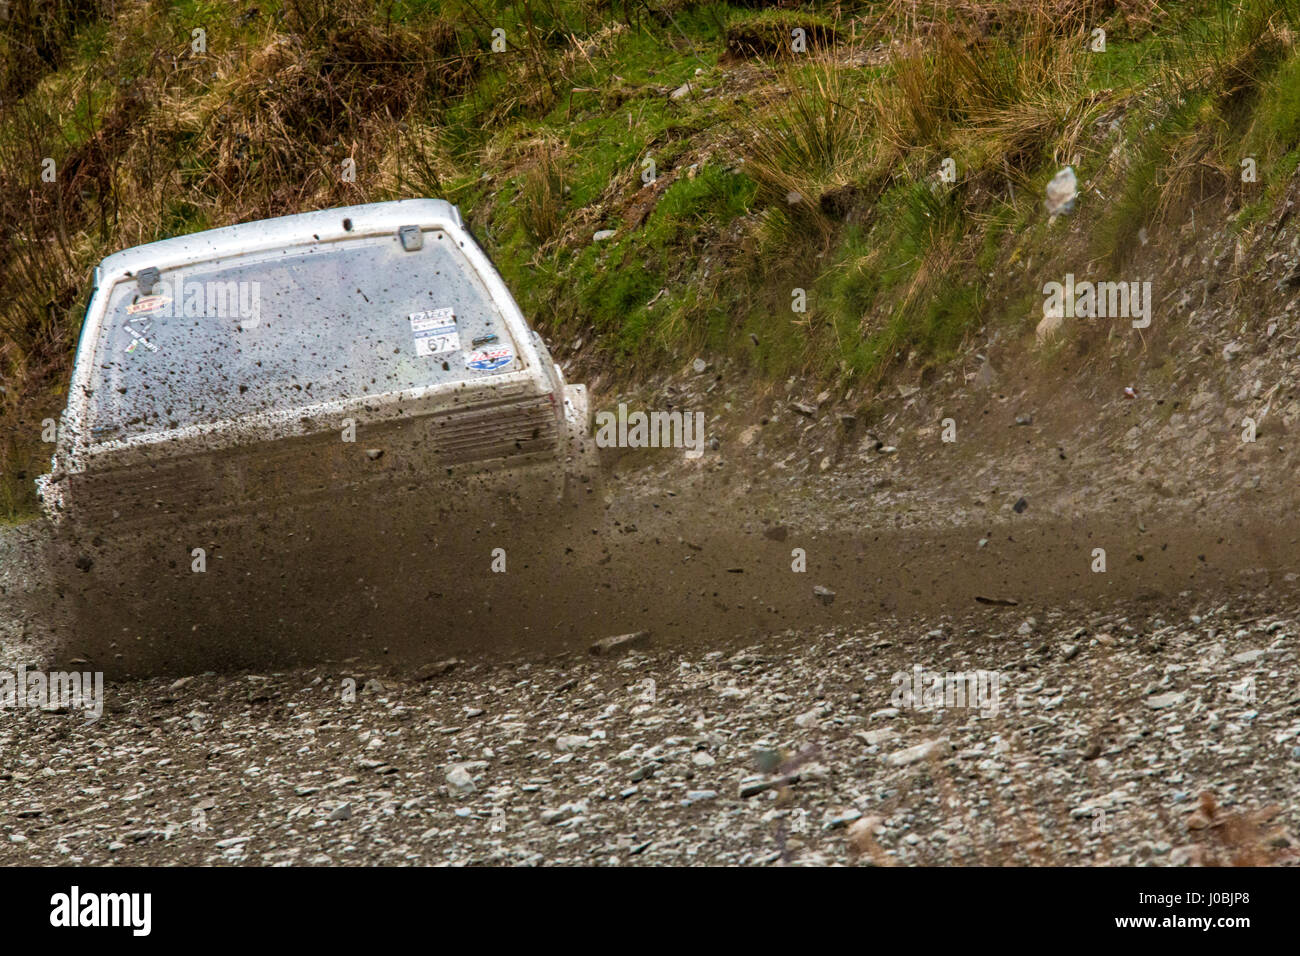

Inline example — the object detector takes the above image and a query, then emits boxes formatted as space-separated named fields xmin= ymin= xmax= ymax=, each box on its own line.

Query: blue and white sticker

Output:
xmin=409 ymin=307 xmax=460 ymax=357
xmin=465 ymin=345 xmax=514 ymax=372
xmin=123 ymin=318 xmax=159 ymax=353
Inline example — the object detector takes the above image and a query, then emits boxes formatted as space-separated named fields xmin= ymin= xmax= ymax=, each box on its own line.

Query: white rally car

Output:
xmin=36 ymin=199 xmax=594 ymax=674
xmin=38 ymin=198 xmax=592 ymax=531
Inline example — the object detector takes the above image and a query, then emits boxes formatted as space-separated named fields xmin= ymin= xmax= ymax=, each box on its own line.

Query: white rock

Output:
xmin=883 ymin=738 xmax=949 ymax=767
xmin=446 ymin=765 xmax=476 ymax=794
xmin=1045 ymin=166 xmax=1077 ymax=216
xmin=856 ymin=728 xmax=898 ymax=746
xmin=794 ymin=707 xmax=824 ymax=728
xmin=1145 ymin=691 xmax=1186 ymax=709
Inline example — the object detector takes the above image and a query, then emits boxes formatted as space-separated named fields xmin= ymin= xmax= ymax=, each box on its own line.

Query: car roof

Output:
xmin=95 ymin=199 xmax=464 ymax=286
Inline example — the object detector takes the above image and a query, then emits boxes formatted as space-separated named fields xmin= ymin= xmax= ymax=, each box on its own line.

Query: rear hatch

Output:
xmin=66 ymin=228 xmax=560 ymax=530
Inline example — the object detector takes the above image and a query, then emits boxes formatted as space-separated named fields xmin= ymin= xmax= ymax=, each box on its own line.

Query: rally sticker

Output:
xmin=408 ymin=307 xmax=460 ymax=357
xmin=123 ymin=319 xmax=159 ymax=353
xmin=465 ymin=345 xmax=514 ymax=372
xmin=127 ymin=296 xmax=171 ymax=315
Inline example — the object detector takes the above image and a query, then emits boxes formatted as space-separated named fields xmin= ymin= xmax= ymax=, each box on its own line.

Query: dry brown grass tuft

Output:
xmin=740 ymin=51 xmax=886 ymax=238
xmin=865 ymin=0 xmax=1157 ymax=40
xmin=518 ymin=139 xmax=569 ymax=248
xmin=1183 ymin=790 xmax=1297 ymax=866
xmin=885 ymin=14 xmax=1093 ymax=155
xmin=0 ymin=0 xmax=110 ymax=102
xmin=188 ymin=17 xmax=470 ymax=214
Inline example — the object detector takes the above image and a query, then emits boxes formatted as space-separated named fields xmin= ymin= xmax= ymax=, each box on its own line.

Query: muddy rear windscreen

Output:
xmin=86 ymin=229 xmax=522 ymax=441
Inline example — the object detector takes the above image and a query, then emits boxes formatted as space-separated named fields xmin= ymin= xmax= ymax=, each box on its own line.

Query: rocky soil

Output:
xmin=1 ymin=582 xmax=1298 ymax=866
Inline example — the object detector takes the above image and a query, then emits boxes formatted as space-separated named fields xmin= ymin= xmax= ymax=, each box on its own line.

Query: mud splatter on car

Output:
xmin=36 ymin=200 xmax=595 ymax=677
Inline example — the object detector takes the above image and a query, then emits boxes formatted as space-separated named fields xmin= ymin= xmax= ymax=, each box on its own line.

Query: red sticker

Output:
xmin=127 ymin=296 xmax=171 ymax=315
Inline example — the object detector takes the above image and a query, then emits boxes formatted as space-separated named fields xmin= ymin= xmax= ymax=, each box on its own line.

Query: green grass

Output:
xmin=648 ymin=163 xmax=754 ymax=240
